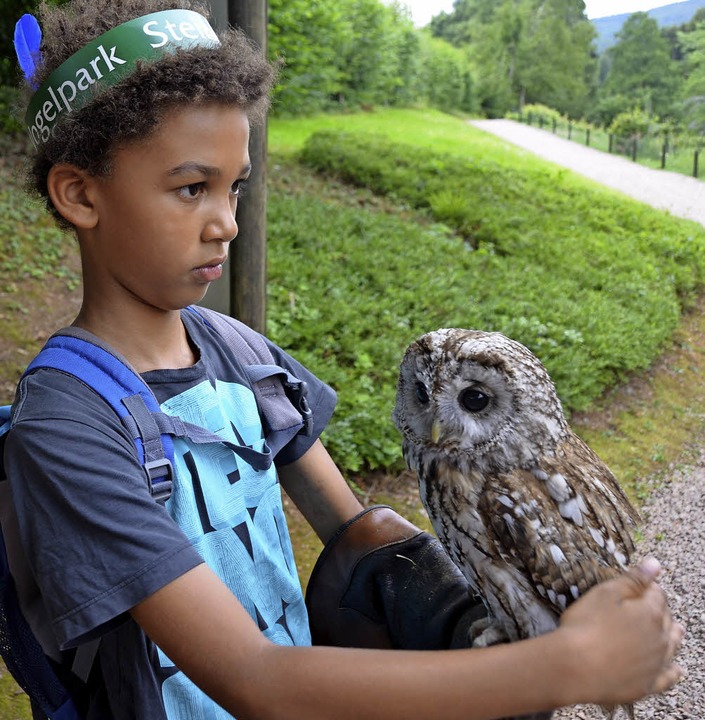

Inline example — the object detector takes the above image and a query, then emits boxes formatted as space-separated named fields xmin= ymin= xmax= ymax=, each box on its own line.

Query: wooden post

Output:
xmin=227 ymin=0 xmax=268 ymax=333
xmin=199 ymin=0 xmax=231 ymax=316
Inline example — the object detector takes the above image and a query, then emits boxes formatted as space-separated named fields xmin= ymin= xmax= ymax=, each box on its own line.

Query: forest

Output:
xmin=269 ymin=0 xmax=705 ymax=141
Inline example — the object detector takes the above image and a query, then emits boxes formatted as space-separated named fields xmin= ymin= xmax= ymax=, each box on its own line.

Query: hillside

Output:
xmin=593 ymin=0 xmax=705 ymax=53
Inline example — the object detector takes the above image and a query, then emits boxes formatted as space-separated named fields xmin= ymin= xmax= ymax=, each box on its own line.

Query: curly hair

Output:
xmin=25 ymin=0 xmax=276 ymax=224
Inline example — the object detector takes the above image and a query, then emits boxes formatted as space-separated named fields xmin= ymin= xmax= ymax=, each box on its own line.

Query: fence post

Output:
xmin=586 ymin=128 xmax=590 ymax=146
xmin=661 ymin=135 xmax=668 ymax=169
xmin=632 ymin=139 xmax=637 ymax=162
xmin=608 ymin=134 xmax=613 ymax=153
xmin=568 ymin=122 xmax=572 ymax=140
xmin=694 ymin=150 xmax=699 ymax=178
xmin=552 ymin=118 xmax=557 ymax=134
xmin=528 ymin=113 xmax=532 ymax=126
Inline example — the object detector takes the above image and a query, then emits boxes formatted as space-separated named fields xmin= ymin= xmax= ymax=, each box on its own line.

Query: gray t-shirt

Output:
xmin=4 ymin=309 xmax=336 ymax=718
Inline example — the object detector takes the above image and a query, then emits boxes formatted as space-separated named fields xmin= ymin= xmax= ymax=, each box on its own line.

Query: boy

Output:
xmin=4 ymin=1 xmax=683 ymax=718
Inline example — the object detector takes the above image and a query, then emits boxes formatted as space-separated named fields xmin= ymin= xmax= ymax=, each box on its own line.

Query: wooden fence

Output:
xmin=518 ymin=112 xmax=705 ymax=180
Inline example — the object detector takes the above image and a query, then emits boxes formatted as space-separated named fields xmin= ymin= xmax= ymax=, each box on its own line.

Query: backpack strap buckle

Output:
xmin=143 ymin=458 xmax=174 ymax=504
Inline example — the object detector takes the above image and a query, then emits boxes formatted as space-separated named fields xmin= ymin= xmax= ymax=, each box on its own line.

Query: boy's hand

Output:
xmin=559 ymin=558 xmax=684 ymax=707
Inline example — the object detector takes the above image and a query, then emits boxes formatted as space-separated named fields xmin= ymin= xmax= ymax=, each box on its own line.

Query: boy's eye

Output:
xmin=232 ymin=179 xmax=247 ymax=197
xmin=178 ymin=182 xmax=205 ymax=199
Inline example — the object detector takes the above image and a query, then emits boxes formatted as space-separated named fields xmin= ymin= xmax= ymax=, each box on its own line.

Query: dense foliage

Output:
xmin=431 ymin=0 xmax=597 ymax=118
xmin=432 ymin=0 xmax=705 ymax=142
xmin=597 ymin=13 xmax=681 ymax=123
xmin=2 ymin=0 xmax=478 ymax=118
xmin=267 ymin=0 xmax=476 ymax=115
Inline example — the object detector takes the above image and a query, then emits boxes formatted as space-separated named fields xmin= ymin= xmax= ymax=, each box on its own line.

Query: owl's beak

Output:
xmin=431 ymin=418 xmax=442 ymax=444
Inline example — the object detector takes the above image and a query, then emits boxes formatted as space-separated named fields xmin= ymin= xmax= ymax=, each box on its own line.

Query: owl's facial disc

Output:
xmin=430 ymin=360 xmax=517 ymax=451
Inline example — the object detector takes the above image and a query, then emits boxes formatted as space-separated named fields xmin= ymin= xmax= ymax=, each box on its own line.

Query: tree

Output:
xmin=336 ymin=0 xmax=412 ymax=107
xmin=515 ymin=0 xmax=597 ymax=117
xmin=268 ymin=0 xmax=352 ymax=114
xmin=677 ymin=19 xmax=705 ymax=133
xmin=419 ymin=33 xmax=476 ymax=112
xmin=600 ymin=12 xmax=681 ymax=120
xmin=431 ymin=0 xmax=596 ymax=117
xmin=268 ymin=0 xmax=428 ymax=114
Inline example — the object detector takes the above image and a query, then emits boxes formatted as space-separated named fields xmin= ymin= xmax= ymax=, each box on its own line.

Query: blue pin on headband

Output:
xmin=14 ymin=14 xmax=43 ymax=90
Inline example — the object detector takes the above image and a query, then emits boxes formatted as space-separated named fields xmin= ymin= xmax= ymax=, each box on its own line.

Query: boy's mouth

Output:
xmin=193 ymin=257 xmax=227 ymax=283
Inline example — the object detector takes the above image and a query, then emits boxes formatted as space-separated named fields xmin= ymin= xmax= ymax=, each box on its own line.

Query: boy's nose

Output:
xmin=204 ymin=200 xmax=239 ymax=242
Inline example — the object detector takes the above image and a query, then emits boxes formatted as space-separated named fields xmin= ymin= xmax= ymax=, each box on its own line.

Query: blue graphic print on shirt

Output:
xmin=157 ymin=378 xmax=310 ymax=717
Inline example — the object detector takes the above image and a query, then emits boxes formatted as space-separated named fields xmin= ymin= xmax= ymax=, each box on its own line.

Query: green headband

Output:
xmin=25 ymin=9 xmax=220 ymax=148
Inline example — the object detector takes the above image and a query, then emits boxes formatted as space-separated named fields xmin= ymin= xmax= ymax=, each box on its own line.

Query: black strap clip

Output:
xmin=144 ymin=457 xmax=174 ymax=504
xmin=285 ymin=379 xmax=313 ymax=437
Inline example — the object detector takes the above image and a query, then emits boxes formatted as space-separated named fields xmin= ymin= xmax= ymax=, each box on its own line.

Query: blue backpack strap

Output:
xmin=121 ymin=399 xmax=272 ymax=471
xmin=25 ymin=330 xmax=175 ymax=504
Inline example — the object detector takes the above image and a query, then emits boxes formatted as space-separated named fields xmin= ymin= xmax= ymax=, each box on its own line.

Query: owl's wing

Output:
xmin=479 ymin=433 xmax=639 ymax=616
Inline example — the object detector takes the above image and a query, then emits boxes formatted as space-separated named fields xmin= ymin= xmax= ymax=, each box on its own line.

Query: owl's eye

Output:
xmin=415 ymin=382 xmax=430 ymax=404
xmin=459 ymin=388 xmax=489 ymax=413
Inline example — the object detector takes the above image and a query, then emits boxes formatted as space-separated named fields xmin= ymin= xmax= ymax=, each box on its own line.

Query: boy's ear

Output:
xmin=47 ymin=164 xmax=99 ymax=229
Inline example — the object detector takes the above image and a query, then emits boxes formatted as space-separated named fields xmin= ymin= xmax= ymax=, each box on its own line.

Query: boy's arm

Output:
xmin=130 ymin=558 xmax=682 ymax=720
xmin=277 ymin=439 xmax=364 ymax=543
xmin=131 ymin=442 xmax=683 ymax=719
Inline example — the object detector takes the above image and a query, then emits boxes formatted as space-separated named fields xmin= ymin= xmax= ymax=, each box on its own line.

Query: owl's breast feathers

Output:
xmin=410 ymin=430 xmax=640 ymax=640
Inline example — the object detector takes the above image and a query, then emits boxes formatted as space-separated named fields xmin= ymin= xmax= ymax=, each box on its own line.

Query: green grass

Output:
xmin=0 ymin=668 xmax=31 ymax=720
xmin=269 ymin=107 xmax=482 ymax=157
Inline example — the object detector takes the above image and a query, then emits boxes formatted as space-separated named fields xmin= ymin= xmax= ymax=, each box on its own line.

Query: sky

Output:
xmin=399 ymin=0 xmax=678 ymax=27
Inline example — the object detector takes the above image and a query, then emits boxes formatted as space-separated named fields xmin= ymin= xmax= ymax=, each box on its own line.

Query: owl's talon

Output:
xmin=470 ymin=618 xmax=509 ymax=647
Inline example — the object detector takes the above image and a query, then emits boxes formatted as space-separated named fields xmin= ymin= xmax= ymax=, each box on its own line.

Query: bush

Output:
xmin=608 ymin=107 xmax=655 ymax=139
xmin=588 ymin=94 xmax=633 ymax=129
xmin=518 ymin=103 xmax=562 ymax=125
xmin=0 ymin=85 xmax=24 ymax=135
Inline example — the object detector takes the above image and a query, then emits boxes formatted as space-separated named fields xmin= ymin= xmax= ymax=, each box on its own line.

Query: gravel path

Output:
xmin=556 ymin=460 xmax=705 ymax=719
xmin=469 ymin=120 xmax=704 ymax=719
xmin=470 ymin=119 xmax=705 ymax=227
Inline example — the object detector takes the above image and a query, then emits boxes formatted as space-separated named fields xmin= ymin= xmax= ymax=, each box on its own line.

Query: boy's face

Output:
xmin=85 ymin=103 xmax=251 ymax=311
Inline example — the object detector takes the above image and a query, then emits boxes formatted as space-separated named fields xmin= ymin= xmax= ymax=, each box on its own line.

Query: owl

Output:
xmin=392 ymin=328 xmax=641 ymax=720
